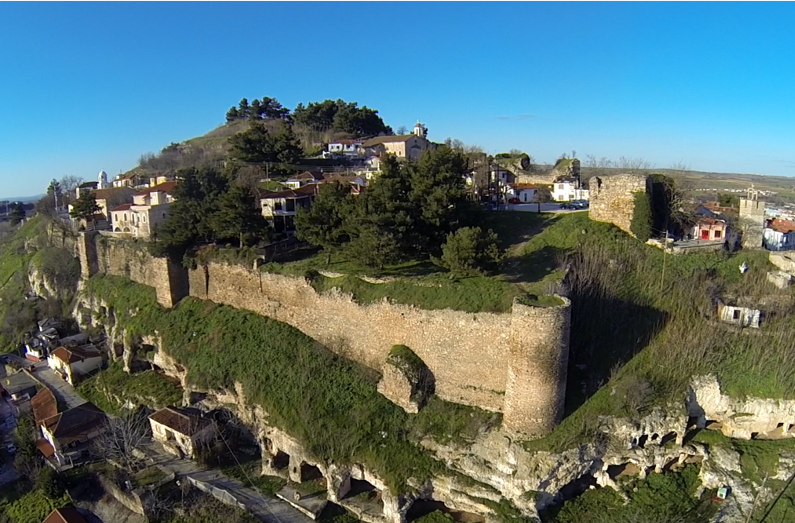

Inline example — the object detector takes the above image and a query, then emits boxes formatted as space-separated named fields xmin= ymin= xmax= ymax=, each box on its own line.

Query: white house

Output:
xmin=552 ymin=178 xmax=589 ymax=202
xmin=47 ymin=345 xmax=104 ymax=386
xmin=506 ymin=183 xmax=538 ymax=203
xmin=763 ymin=220 xmax=795 ymax=251
xmin=285 ymin=171 xmax=324 ymax=190
xmin=149 ymin=406 xmax=216 ymax=459
xmin=110 ymin=181 xmax=176 ymax=239
xmin=327 ymin=139 xmax=364 ymax=157
xmin=260 ymin=185 xmax=316 ymax=234
xmin=38 ymin=402 xmax=106 ymax=469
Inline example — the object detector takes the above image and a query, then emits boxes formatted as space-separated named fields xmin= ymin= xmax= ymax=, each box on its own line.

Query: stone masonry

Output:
xmin=588 ymin=173 xmax=650 ymax=235
xmin=82 ymin=235 xmax=572 ymax=437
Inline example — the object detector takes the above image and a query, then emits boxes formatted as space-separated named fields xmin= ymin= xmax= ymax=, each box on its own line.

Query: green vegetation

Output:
xmin=414 ymin=511 xmax=454 ymax=523
xmin=31 ymin=246 xmax=80 ymax=290
xmin=435 ymin=227 xmax=503 ymax=277
xmin=544 ymin=465 xmax=716 ymax=523
xmin=292 ymin=99 xmax=392 ymax=136
xmin=0 ymin=480 xmax=70 ymax=523
xmin=306 ymin=272 xmax=521 ymax=313
xmin=83 ymin=274 xmax=444 ymax=492
xmin=68 ymin=191 xmax=101 ymax=227
xmin=410 ymin=396 xmax=501 ymax=445
xmin=630 ymin=191 xmax=653 ymax=242
xmin=77 ymin=361 xmax=183 ymax=416
xmin=226 ymin=96 xmax=290 ymax=122
xmin=132 ymin=466 xmax=168 ymax=488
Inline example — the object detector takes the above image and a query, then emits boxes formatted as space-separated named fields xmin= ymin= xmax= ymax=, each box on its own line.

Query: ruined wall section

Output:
xmin=588 ymin=174 xmax=650 ymax=235
xmin=188 ymin=263 xmax=513 ymax=412
xmin=80 ymin=235 xmax=572 ymax=435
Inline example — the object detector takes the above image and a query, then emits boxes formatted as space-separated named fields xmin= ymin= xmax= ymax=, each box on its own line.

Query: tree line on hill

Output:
xmin=226 ymin=96 xmax=392 ymax=137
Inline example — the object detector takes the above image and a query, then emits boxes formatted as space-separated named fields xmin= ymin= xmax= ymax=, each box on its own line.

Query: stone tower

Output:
xmin=739 ymin=186 xmax=766 ymax=249
xmin=98 ymin=170 xmax=108 ymax=189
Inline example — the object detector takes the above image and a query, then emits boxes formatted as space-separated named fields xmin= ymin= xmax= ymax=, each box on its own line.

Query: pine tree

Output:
xmin=295 ymin=182 xmax=354 ymax=264
xmin=8 ymin=203 xmax=25 ymax=225
xmin=69 ymin=192 xmax=101 ymax=229
xmin=211 ymin=185 xmax=269 ymax=246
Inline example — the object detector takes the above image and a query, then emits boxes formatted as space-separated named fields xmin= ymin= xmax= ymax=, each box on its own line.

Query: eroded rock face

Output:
xmin=689 ymin=374 xmax=795 ymax=439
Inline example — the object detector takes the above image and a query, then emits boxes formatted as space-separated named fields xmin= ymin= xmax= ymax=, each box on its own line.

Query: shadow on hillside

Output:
xmin=472 ymin=210 xmax=553 ymax=252
xmin=563 ymin=290 xmax=669 ymax=416
xmin=502 ymin=245 xmax=568 ymax=285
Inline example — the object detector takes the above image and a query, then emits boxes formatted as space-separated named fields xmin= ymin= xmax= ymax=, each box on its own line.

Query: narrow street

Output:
xmin=30 ymin=366 xmax=87 ymax=409
xmin=139 ymin=442 xmax=313 ymax=523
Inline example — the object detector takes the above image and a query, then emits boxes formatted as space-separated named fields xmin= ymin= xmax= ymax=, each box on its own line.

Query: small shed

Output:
xmin=717 ymin=299 xmax=762 ymax=328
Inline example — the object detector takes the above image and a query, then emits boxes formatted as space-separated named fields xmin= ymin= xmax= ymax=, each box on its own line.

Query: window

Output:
xmin=714 ymin=230 xmax=722 ymax=239
xmin=732 ymin=309 xmax=740 ymax=320
xmin=286 ymin=199 xmax=296 ymax=212
xmin=274 ymin=201 xmax=283 ymax=211
xmin=558 ymin=184 xmax=564 ymax=190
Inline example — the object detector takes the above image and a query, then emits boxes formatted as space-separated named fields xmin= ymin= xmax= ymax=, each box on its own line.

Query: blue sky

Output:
xmin=1 ymin=2 xmax=795 ymax=197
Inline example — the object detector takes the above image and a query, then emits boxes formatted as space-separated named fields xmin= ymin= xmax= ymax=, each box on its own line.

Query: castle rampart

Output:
xmin=80 ymin=234 xmax=571 ymax=436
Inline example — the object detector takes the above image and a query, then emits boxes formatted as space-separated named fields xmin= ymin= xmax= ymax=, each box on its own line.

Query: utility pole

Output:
xmin=660 ymin=228 xmax=668 ymax=291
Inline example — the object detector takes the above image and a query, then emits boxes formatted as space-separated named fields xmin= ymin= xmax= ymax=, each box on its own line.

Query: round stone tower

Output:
xmin=502 ymin=297 xmax=572 ymax=437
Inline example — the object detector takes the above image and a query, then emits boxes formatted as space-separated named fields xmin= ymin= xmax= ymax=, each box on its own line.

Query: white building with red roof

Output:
xmin=110 ymin=181 xmax=177 ymax=238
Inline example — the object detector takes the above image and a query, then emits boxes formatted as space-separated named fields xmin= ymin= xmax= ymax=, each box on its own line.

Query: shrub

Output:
xmin=435 ymin=227 xmax=503 ymax=277
xmin=630 ymin=192 xmax=653 ymax=242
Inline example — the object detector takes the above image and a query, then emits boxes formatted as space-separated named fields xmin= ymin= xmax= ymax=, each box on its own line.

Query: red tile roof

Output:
xmin=770 ymin=220 xmax=795 ymax=233
xmin=111 ymin=203 xmax=132 ymax=212
xmin=134 ymin=181 xmax=177 ymax=196
xmin=41 ymin=402 xmax=106 ymax=447
xmin=32 ymin=388 xmax=57 ymax=425
xmin=696 ymin=218 xmax=726 ymax=227
xmin=36 ymin=438 xmax=55 ymax=458
xmin=51 ymin=345 xmax=102 ymax=365
xmin=43 ymin=506 xmax=88 ymax=523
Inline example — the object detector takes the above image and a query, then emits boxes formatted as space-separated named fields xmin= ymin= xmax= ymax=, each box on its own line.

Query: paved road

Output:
xmin=500 ymin=203 xmax=589 ymax=213
xmin=140 ymin=442 xmax=312 ymax=523
xmin=30 ymin=367 xmax=87 ymax=409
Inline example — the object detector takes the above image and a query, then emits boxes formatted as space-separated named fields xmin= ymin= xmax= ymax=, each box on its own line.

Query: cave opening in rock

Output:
xmin=659 ymin=431 xmax=677 ymax=446
xmin=271 ymin=450 xmax=289 ymax=470
xmin=637 ymin=434 xmax=649 ymax=448
xmin=300 ymin=462 xmax=323 ymax=482
xmin=606 ymin=463 xmax=641 ymax=481
xmin=406 ymin=500 xmax=484 ymax=523
xmin=342 ymin=478 xmax=384 ymax=516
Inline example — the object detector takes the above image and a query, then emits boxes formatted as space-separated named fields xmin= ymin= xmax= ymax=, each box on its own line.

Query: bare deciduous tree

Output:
xmin=94 ymin=410 xmax=152 ymax=473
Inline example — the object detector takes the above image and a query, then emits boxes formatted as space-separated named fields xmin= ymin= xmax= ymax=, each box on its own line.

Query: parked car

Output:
xmin=559 ymin=202 xmax=576 ymax=210
xmin=507 ymin=197 xmax=520 ymax=204
xmin=572 ymin=200 xmax=589 ymax=209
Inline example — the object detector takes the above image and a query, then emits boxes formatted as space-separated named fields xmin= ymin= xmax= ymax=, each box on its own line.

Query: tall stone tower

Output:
xmin=739 ymin=186 xmax=766 ymax=249
xmin=98 ymin=170 xmax=108 ymax=189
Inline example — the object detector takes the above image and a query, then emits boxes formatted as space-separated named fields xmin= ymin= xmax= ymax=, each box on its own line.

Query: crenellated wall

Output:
xmin=79 ymin=233 xmax=571 ymax=436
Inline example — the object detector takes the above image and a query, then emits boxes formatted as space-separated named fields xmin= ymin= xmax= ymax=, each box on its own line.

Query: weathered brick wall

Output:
xmin=588 ymin=174 xmax=649 ymax=234
xmin=85 ymin=237 xmax=572 ymax=435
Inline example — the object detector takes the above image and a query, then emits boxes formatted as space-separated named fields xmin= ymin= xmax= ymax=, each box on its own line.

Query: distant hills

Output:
xmin=0 ymin=194 xmax=44 ymax=203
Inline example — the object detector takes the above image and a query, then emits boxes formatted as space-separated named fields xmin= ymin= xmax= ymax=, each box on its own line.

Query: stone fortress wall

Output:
xmin=77 ymin=233 xmax=571 ymax=437
xmin=588 ymin=173 xmax=650 ymax=235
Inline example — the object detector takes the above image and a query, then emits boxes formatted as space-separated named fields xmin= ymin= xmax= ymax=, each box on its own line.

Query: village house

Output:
xmin=75 ymin=181 xmax=98 ymax=199
xmin=149 ymin=406 xmax=216 ymax=459
xmin=0 ymin=371 xmax=39 ymax=414
xmin=506 ymin=183 xmax=538 ymax=203
xmin=47 ymin=345 xmax=104 ymax=386
xmin=491 ymin=166 xmax=515 ymax=187
xmin=38 ymin=402 xmax=107 ymax=470
xmin=43 ymin=506 xmax=88 ymax=523
xmin=112 ymin=172 xmax=148 ymax=189
xmin=32 ymin=388 xmax=58 ymax=428
xmin=260 ymin=184 xmax=317 ymax=234
xmin=285 ymin=171 xmax=324 ymax=189
xmin=110 ymin=181 xmax=177 ymax=239
xmin=360 ymin=123 xmax=437 ymax=160
xmin=692 ymin=217 xmax=728 ymax=242
xmin=326 ymin=139 xmax=364 ymax=157
xmin=763 ymin=219 xmax=795 ymax=251
xmin=552 ymin=177 xmax=589 ymax=202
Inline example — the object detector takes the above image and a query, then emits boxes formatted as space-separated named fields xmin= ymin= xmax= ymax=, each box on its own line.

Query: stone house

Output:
xmin=38 ymin=402 xmax=107 ymax=469
xmin=361 ymin=124 xmax=437 ymax=160
xmin=110 ymin=181 xmax=177 ymax=238
xmin=692 ymin=217 xmax=728 ymax=242
xmin=47 ymin=345 xmax=104 ymax=386
xmin=148 ymin=406 xmax=216 ymax=458
xmin=260 ymin=184 xmax=317 ymax=234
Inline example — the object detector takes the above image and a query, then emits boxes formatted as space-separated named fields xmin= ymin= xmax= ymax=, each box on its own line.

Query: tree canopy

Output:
xmin=8 ymin=203 xmax=26 ymax=226
xmin=228 ymin=123 xmax=302 ymax=166
xmin=69 ymin=192 xmax=101 ymax=227
xmin=226 ymin=96 xmax=290 ymax=122
xmin=292 ymin=99 xmax=392 ymax=136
